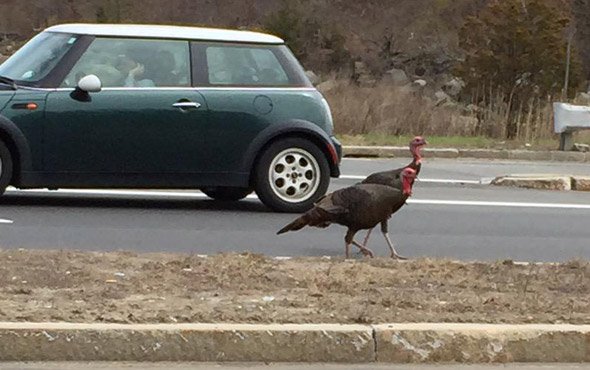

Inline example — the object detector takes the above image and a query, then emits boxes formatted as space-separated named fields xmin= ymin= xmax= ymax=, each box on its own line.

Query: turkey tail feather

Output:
xmin=277 ymin=215 xmax=309 ymax=235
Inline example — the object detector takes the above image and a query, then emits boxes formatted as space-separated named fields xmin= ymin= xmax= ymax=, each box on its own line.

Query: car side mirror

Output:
xmin=77 ymin=75 xmax=102 ymax=93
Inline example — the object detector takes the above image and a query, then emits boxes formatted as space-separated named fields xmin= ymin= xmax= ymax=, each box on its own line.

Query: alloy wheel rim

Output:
xmin=268 ymin=148 xmax=321 ymax=203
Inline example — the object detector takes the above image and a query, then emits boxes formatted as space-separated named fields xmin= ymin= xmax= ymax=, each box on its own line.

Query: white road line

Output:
xmin=0 ymin=218 xmax=14 ymax=224
xmin=339 ymin=175 xmax=483 ymax=185
xmin=408 ymin=199 xmax=590 ymax=210
xmin=6 ymin=188 xmax=590 ymax=210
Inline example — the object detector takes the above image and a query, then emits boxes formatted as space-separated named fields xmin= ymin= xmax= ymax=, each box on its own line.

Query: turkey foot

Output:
xmin=352 ymin=240 xmax=374 ymax=258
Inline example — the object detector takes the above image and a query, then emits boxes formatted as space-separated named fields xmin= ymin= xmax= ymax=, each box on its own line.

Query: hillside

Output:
xmin=1 ymin=0 xmax=589 ymax=80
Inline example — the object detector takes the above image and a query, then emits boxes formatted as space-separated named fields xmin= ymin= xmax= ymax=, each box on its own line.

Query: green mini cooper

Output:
xmin=0 ymin=24 xmax=341 ymax=212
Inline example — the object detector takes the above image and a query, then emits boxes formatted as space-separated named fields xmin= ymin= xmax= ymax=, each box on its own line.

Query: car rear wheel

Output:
xmin=255 ymin=138 xmax=330 ymax=213
xmin=201 ymin=187 xmax=252 ymax=201
xmin=0 ymin=140 xmax=13 ymax=195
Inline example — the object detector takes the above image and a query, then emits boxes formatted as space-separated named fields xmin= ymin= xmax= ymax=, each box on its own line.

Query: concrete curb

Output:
xmin=0 ymin=323 xmax=374 ymax=363
xmin=1 ymin=322 xmax=589 ymax=363
xmin=343 ymin=145 xmax=589 ymax=162
xmin=375 ymin=323 xmax=590 ymax=363
xmin=492 ymin=175 xmax=590 ymax=191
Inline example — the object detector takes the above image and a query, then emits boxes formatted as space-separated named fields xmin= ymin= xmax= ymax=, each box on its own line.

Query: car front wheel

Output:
xmin=254 ymin=138 xmax=330 ymax=213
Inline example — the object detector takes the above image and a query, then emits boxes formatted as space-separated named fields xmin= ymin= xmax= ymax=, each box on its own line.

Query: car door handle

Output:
xmin=173 ymin=102 xmax=201 ymax=109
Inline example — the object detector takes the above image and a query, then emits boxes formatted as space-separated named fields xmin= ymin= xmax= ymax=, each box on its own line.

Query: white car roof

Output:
xmin=45 ymin=24 xmax=284 ymax=44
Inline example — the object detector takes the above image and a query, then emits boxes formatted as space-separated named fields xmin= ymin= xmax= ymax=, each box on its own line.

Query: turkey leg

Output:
xmin=345 ymin=229 xmax=374 ymax=258
xmin=362 ymin=228 xmax=373 ymax=247
xmin=381 ymin=221 xmax=407 ymax=260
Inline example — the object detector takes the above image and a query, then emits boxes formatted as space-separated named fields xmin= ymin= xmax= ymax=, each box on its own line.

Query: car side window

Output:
xmin=206 ymin=45 xmax=290 ymax=86
xmin=61 ymin=38 xmax=191 ymax=88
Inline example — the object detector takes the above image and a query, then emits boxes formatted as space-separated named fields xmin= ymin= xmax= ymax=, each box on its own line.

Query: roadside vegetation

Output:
xmin=1 ymin=250 xmax=588 ymax=324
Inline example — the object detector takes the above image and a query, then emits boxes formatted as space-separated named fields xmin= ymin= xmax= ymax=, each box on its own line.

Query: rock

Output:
xmin=414 ymin=66 xmax=426 ymax=77
xmin=353 ymin=61 xmax=375 ymax=87
xmin=305 ymin=70 xmax=320 ymax=86
xmin=443 ymin=77 xmax=465 ymax=97
xmin=316 ymin=79 xmax=339 ymax=93
xmin=383 ymin=68 xmax=409 ymax=86
xmin=574 ymin=92 xmax=590 ymax=105
xmin=413 ymin=79 xmax=427 ymax=88
xmin=573 ymin=143 xmax=590 ymax=153
xmin=358 ymin=77 xmax=377 ymax=88
xmin=434 ymin=90 xmax=451 ymax=106
xmin=463 ymin=104 xmax=479 ymax=114
xmin=442 ymin=101 xmax=458 ymax=109
xmin=354 ymin=61 xmax=370 ymax=76
xmin=572 ymin=176 xmax=590 ymax=191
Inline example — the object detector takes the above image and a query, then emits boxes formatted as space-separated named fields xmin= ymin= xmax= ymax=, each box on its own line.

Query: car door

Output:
xmin=44 ymin=37 xmax=208 ymax=175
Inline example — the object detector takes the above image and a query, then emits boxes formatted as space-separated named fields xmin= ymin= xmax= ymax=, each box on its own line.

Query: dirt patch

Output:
xmin=0 ymin=250 xmax=588 ymax=324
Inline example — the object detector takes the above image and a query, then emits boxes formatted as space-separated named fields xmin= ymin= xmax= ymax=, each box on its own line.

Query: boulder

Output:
xmin=383 ymin=68 xmax=409 ymax=86
xmin=434 ymin=90 xmax=451 ymax=106
xmin=573 ymin=143 xmax=590 ymax=153
xmin=574 ymin=92 xmax=590 ymax=105
xmin=413 ymin=79 xmax=427 ymax=88
xmin=572 ymin=176 xmax=590 ymax=191
xmin=443 ymin=77 xmax=465 ymax=97
xmin=316 ymin=79 xmax=339 ymax=93
xmin=305 ymin=70 xmax=320 ymax=86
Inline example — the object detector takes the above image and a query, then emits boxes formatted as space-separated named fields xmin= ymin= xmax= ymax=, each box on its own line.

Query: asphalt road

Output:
xmin=1 ymin=158 xmax=590 ymax=262
xmin=0 ymin=363 xmax=588 ymax=370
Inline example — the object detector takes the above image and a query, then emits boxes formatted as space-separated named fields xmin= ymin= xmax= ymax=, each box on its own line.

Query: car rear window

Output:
xmin=194 ymin=43 xmax=310 ymax=87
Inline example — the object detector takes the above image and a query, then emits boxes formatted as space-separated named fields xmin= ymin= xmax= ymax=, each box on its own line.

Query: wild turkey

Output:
xmin=360 ymin=136 xmax=427 ymax=247
xmin=277 ymin=167 xmax=416 ymax=259
xmin=362 ymin=136 xmax=427 ymax=187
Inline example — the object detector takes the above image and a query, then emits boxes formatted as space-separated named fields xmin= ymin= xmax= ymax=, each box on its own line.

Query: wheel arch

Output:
xmin=0 ymin=115 xmax=34 ymax=185
xmin=243 ymin=120 xmax=340 ymax=186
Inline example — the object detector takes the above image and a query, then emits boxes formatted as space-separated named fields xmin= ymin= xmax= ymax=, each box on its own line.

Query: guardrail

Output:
xmin=554 ymin=102 xmax=590 ymax=151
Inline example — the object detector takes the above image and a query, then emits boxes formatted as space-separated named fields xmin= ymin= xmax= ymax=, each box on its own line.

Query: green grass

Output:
xmin=336 ymin=133 xmax=590 ymax=151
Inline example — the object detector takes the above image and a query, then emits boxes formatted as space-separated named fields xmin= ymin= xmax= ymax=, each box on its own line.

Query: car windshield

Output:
xmin=0 ymin=32 xmax=79 ymax=84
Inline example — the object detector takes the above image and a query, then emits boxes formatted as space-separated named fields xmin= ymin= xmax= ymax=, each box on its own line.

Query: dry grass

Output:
xmin=0 ymin=250 xmax=589 ymax=324
xmin=337 ymin=134 xmax=566 ymax=150
xmin=321 ymin=79 xmax=590 ymax=145
xmin=320 ymin=79 xmax=478 ymax=137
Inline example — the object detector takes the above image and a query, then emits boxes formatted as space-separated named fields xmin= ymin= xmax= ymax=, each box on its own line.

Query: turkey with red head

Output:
xmin=359 ymin=136 xmax=427 ymax=250
xmin=362 ymin=136 xmax=427 ymax=187
xmin=277 ymin=167 xmax=417 ymax=259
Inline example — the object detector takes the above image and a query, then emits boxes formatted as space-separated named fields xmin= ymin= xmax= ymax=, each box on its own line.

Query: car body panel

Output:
xmin=196 ymin=88 xmax=332 ymax=173
xmin=0 ymin=90 xmax=16 ymax=111
xmin=44 ymin=88 xmax=209 ymax=173
xmin=0 ymin=89 xmax=48 ymax=172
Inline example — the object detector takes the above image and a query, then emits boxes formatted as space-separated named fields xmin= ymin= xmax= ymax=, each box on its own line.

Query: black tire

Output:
xmin=201 ymin=187 xmax=252 ymax=201
xmin=254 ymin=137 xmax=330 ymax=213
xmin=0 ymin=140 xmax=13 ymax=196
